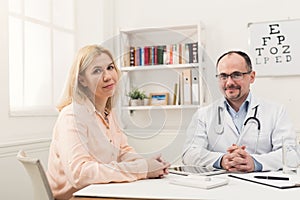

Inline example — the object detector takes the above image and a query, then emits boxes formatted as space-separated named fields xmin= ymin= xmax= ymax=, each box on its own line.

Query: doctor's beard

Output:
xmin=223 ymin=85 xmax=242 ymax=100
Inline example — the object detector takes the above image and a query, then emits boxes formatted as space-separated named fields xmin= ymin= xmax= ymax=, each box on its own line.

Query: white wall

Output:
xmin=113 ymin=0 xmax=300 ymax=170
xmin=0 ymin=0 xmax=110 ymax=199
xmin=114 ymin=0 xmax=300 ymax=130
xmin=1 ymin=0 xmax=300 ymax=199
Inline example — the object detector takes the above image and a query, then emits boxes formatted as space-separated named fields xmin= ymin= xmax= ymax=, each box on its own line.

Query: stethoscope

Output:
xmin=215 ymin=105 xmax=261 ymax=152
xmin=243 ymin=105 xmax=261 ymax=131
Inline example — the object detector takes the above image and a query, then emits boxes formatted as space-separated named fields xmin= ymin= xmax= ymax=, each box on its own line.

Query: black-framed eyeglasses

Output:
xmin=216 ymin=71 xmax=252 ymax=81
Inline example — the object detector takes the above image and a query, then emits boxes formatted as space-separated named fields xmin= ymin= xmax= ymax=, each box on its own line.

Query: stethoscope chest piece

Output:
xmin=215 ymin=124 xmax=224 ymax=135
xmin=215 ymin=106 xmax=224 ymax=135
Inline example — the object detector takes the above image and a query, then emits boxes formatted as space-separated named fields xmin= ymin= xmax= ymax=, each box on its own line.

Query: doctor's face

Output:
xmin=217 ymin=53 xmax=255 ymax=105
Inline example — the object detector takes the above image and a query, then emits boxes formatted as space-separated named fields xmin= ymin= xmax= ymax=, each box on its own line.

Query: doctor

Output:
xmin=182 ymin=50 xmax=296 ymax=172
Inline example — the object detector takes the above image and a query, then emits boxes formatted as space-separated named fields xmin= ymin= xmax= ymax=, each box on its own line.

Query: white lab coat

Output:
xmin=182 ymin=95 xmax=296 ymax=171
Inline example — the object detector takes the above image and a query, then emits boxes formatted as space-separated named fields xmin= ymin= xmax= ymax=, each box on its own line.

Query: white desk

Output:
xmin=73 ymin=173 xmax=300 ymax=200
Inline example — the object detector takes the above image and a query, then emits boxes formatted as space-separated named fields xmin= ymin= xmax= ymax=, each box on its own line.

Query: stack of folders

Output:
xmin=169 ymin=175 xmax=229 ymax=189
xmin=174 ymin=68 xmax=199 ymax=105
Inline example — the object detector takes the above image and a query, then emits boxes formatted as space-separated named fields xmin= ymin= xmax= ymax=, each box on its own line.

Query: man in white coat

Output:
xmin=182 ymin=51 xmax=296 ymax=172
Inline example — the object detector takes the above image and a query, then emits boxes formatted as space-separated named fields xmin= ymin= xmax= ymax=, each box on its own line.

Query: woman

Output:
xmin=47 ymin=45 xmax=170 ymax=200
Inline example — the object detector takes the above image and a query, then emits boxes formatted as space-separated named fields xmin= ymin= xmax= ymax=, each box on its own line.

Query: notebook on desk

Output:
xmin=228 ymin=171 xmax=300 ymax=189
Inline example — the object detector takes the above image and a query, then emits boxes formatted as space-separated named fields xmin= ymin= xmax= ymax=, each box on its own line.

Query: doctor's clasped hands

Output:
xmin=221 ymin=144 xmax=254 ymax=172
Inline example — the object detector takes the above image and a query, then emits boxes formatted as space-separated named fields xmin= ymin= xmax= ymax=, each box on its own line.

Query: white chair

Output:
xmin=17 ymin=150 xmax=54 ymax=200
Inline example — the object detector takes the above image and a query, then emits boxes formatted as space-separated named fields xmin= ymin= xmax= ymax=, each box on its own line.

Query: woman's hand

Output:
xmin=146 ymin=155 xmax=170 ymax=178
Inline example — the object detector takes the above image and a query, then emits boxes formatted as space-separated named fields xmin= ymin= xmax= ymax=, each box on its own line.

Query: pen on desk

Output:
xmin=254 ymin=176 xmax=289 ymax=181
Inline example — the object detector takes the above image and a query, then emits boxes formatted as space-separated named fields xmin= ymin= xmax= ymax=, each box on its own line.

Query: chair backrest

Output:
xmin=17 ymin=150 xmax=54 ymax=200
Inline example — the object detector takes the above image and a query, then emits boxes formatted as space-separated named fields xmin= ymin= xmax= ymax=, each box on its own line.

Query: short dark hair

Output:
xmin=216 ymin=51 xmax=252 ymax=71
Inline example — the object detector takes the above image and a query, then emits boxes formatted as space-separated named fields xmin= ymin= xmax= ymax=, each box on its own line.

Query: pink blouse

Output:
xmin=46 ymin=99 xmax=148 ymax=200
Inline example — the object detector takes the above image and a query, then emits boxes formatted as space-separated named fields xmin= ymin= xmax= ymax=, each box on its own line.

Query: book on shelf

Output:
xmin=172 ymin=44 xmax=178 ymax=64
xmin=178 ymin=43 xmax=183 ymax=64
xmin=144 ymin=46 xmax=150 ymax=65
xmin=183 ymin=43 xmax=190 ymax=64
xmin=126 ymin=42 xmax=199 ymax=67
xmin=140 ymin=47 xmax=144 ymax=66
xmin=129 ymin=46 xmax=135 ymax=66
xmin=151 ymin=46 xmax=155 ymax=65
xmin=187 ymin=42 xmax=198 ymax=63
xmin=188 ymin=43 xmax=193 ymax=64
xmin=192 ymin=42 xmax=199 ymax=63
xmin=148 ymin=46 xmax=152 ymax=65
xmin=168 ymin=44 xmax=173 ymax=64
xmin=157 ymin=45 xmax=165 ymax=65
xmin=163 ymin=45 xmax=168 ymax=64
xmin=173 ymin=83 xmax=179 ymax=105
xmin=154 ymin=46 xmax=158 ymax=65
xmin=134 ymin=47 xmax=140 ymax=66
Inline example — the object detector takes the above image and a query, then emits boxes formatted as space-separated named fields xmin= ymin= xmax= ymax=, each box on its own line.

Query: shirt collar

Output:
xmin=223 ymin=92 xmax=252 ymax=113
xmin=83 ymin=97 xmax=110 ymax=117
xmin=82 ymin=97 xmax=97 ymax=114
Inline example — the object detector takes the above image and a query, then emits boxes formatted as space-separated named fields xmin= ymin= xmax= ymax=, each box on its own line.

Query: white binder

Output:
xmin=191 ymin=68 xmax=199 ymax=105
xmin=182 ymin=69 xmax=192 ymax=105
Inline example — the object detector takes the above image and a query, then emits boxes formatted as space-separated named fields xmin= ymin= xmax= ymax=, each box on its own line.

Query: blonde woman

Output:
xmin=47 ymin=45 xmax=170 ymax=200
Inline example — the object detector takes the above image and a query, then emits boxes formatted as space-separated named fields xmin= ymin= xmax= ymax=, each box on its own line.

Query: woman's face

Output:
xmin=79 ymin=53 xmax=118 ymax=101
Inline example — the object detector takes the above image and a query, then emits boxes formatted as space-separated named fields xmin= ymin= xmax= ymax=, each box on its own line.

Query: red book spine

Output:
xmin=144 ymin=46 xmax=149 ymax=65
xmin=154 ymin=46 xmax=158 ymax=65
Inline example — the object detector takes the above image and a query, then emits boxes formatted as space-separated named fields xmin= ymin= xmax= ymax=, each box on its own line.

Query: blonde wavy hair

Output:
xmin=57 ymin=44 xmax=121 ymax=112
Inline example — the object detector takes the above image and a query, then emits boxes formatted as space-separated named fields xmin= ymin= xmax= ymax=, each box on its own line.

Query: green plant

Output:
xmin=128 ymin=88 xmax=147 ymax=100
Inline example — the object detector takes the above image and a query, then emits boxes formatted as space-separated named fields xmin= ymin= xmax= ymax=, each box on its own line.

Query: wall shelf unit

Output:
xmin=118 ymin=23 xmax=206 ymax=131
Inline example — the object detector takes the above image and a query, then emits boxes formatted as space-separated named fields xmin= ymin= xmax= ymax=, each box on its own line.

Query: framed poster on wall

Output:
xmin=248 ymin=19 xmax=300 ymax=76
